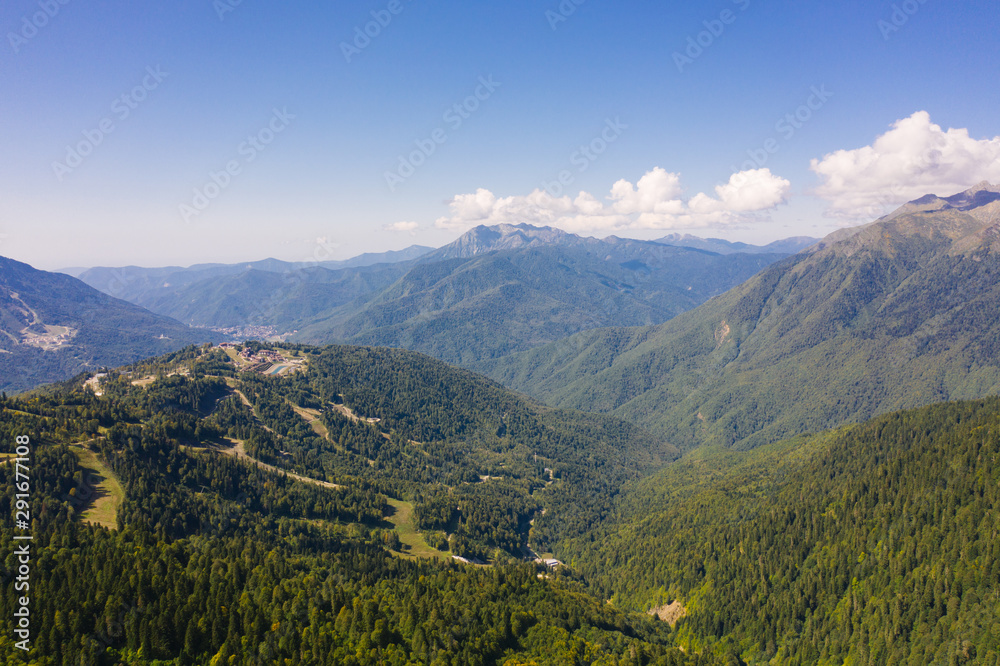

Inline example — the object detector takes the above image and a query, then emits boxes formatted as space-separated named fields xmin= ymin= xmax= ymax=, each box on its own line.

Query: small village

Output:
xmin=21 ymin=325 xmax=78 ymax=351
xmin=217 ymin=343 xmax=304 ymax=376
xmin=206 ymin=324 xmax=281 ymax=340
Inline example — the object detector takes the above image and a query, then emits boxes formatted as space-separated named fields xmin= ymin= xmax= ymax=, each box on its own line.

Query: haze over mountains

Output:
xmin=482 ymin=182 xmax=1000 ymax=450
xmin=0 ymin=227 xmax=812 ymax=394
xmin=71 ymin=225 xmax=809 ymax=364
xmin=71 ymin=245 xmax=433 ymax=305
xmin=653 ymin=233 xmax=817 ymax=255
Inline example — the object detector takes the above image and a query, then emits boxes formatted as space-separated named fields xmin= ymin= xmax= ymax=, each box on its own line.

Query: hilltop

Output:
xmin=0 ymin=342 xmax=690 ymax=664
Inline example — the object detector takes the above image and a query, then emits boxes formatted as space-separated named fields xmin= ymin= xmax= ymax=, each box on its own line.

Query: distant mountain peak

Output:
xmin=884 ymin=182 xmax=1000 ymax=221
xmin=433 ymin=223 xmax=579 ymax=259
xmin=431 ymin=224 xmax=817 ymax=260
xmin=467 ymin=223 xmax=572 ymax=244
xmin=943 ymin=181 xmax=1000 ymax=210
xmin=966 ymin=179 xmax=999 ymax=194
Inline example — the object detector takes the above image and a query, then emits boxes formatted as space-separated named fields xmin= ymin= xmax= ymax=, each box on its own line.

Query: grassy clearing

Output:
xmin=385 ymin=499 xmax=443 ymax=561
xmin=68 ymin=444 xmax=124 ymax=530
xmin=288 ymin=402 xmax=329 ymax=439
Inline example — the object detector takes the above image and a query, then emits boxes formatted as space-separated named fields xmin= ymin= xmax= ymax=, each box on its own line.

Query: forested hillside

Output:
xmin=294 ymin=237 xmax=784 ymax=364
xmin=217 ymin=344 xmax=676 ymax=556
xmin=0 ymin=256 xmax=217 ymax=394
xmin=0 ymin=343 xmax=694 ymax=665
xmin=554 ymin=397 xmax=1000 ymax=664
xmin=481 ymin=184 xmax=1000 ymax=451
xmin=3 ymin=341 xmax=1000 ymax=663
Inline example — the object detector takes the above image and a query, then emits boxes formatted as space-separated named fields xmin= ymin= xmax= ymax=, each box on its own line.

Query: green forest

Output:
xmin=558 ymin=399 xmax=1000 ymax=664
xmin=1 ymin=342 xmax=999 ymax=664
xmin=0 ymin=344 xmax=692 ymax=665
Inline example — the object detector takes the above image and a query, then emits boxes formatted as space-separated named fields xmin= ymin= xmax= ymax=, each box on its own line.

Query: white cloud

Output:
xmin=609 ymin=167 xmax=684 ymax=215
xmin=434 ymin=167 xmax=790 ymax=233
xmin=716 ymin=169 xmax=792 ymax=212
xmin=385 ymin=221 xmax=420 ymax=232
xmin=434 ymin=188 xmax=576 ymax=231
xmin=811 ymin=111 xmax=1000 ymax=220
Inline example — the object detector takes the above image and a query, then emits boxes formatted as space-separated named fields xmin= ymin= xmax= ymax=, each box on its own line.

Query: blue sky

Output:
xmin=2 ymin=0 xmax=999 ymax=269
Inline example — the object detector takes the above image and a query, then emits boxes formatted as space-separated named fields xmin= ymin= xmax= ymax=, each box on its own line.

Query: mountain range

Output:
xmin=0 ymin=228 xmax=810 ymax=395
xmin=480 ymin=181 xmax=1000 ymax=450
xmin=293 ymin=227 xmax=794 ymax=363
xmin=654 ymin=232 xmax=817 ymax=255
xmin=71 ymin=225 xmax=809 ymax=365
xmin=70 ymin=244 xmax=433 ymax=305
xmin=4 ymin=183 xmax=1000 ymax=664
